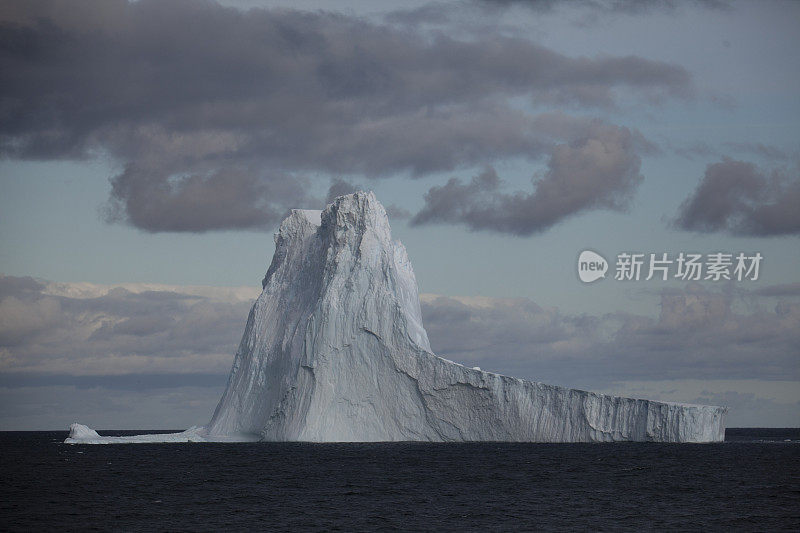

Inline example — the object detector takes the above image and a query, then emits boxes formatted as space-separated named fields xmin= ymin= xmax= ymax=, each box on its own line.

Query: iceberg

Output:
xmin=67 ymin=192 xmax=726 ymax=443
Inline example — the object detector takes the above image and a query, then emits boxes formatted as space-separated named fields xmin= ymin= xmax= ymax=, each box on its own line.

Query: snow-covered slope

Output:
xmin=66 ymin=192 xmax=726 ymax=443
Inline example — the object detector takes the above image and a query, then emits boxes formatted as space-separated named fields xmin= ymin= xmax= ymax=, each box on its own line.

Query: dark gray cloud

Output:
xmin=412 ymin=116 xmax=644 ymax=235
xmin=722 ymin=142 xmax=791 ymax=161
xmin=1 ymin=0 xmax=692 ymax=232
xmin=385 ymin=204 xmax=412 ymax=221
xmin=388 ymin=0 xmax=729 ymax=28
xmin=0 ymin=289 xmax=62 ymax=347
xmin=326 ymin=178 xmax=364 ymax=204
xmin=384 ymin=3 xmax=455 ymax=26
xmin=0 ymin=276 xmax=45 ymax=299
xmin=421 ymin=283 xmax=800 ymax=385
xmin=0 ymin=372 xmax=225 ymax=391
xmin=478 ymin=0 xmax=729 ymax=16
xmin=584 ymin=0 xmax=730 ymax=15
xmin=104 ymin=164 xmax=309 ymax=232
xmin=753 ymin=283 xmax=800 ymax=298
xmin=674 ymin=141 xmax=792 ymax=162
xmin=674 ymin=158 xmax=800 ymax=236
xmin=673 ymin=141 xmax=718 ymax=160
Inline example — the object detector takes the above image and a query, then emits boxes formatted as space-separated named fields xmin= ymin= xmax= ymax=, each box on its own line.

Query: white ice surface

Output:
xmin=63 ymin=423 xmax=262 ymax=444
xmin=67 ymin=192 xmax=726 ymax=444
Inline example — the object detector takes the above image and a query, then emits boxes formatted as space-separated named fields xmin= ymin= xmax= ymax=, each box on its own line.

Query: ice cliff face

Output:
xmin=205 ymin=192 xmax=726 ymax=443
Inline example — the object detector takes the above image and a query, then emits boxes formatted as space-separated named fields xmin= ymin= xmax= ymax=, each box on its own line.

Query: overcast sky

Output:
xmin=1 ymin=0 xmax=798 ymax=429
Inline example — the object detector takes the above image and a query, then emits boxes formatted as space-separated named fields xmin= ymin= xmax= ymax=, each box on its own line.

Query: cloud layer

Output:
xmin=1 ymin=0 xmax=692 ymax=232
xmin=675 ymin=159 xmax=800 ymax=236
xmin=2 ymin=274 xmax=797 ymax=388
xmin=1 ymin=275 xmax=797 ymax=427
xmin=0 ymin=275 xmax=256 ymax=378
xmin=421 ymin=283 xmax=800 ymax=385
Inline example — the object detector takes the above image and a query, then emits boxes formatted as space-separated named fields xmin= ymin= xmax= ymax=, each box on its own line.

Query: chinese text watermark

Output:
xmin=578 ymin=251 xmax=762 ymax=283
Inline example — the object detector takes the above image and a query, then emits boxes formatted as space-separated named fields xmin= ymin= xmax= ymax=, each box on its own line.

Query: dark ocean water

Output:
xmin=2 ymin=429 xmax=799 ymax=532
